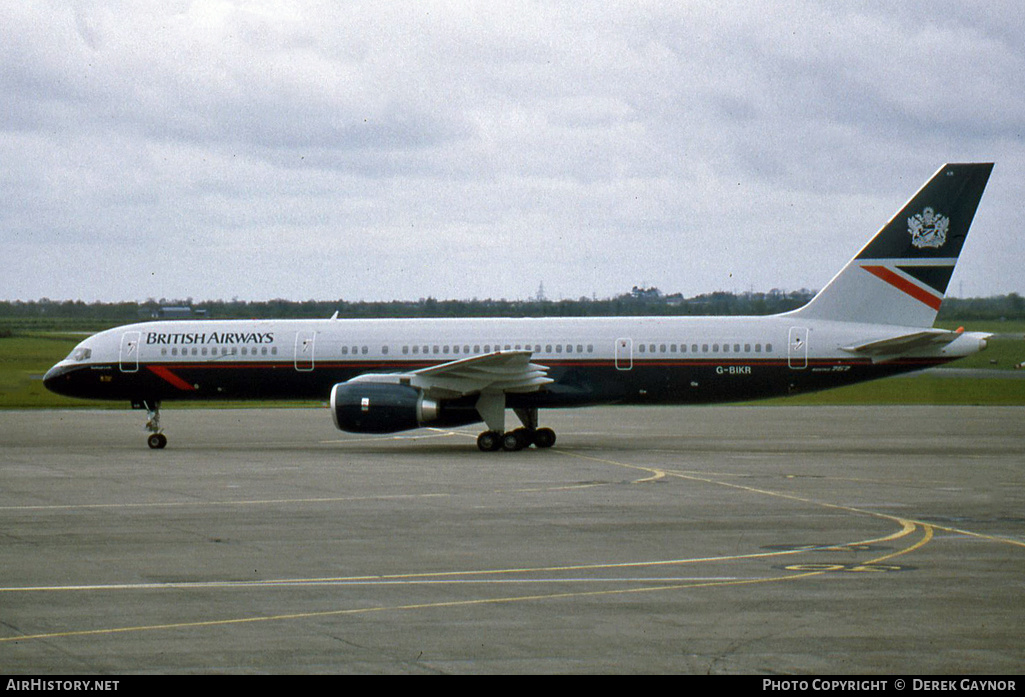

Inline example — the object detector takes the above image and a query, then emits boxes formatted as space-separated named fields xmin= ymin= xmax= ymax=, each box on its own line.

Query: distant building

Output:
xmin=630 ymin=286 xmax=662 ymax=300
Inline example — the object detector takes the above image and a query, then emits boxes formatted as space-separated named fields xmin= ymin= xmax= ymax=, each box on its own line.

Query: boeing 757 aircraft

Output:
xmin=45 ymin=163 xmax=994 ymax=451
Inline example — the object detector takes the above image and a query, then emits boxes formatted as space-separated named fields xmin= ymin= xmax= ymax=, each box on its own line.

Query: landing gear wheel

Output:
xmin=477 ymin=430 xmax=502 ymax=452
xmin=533 ymin=427 xmax=556 ymax=449
xmin=139 ymin=399 xmax=167 ymax=450
xmin=502 ymin=430 xmax=528 ymax=451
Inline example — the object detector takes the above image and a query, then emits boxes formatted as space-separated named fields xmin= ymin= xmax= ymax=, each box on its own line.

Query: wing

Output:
xmin=347 ymin=350 xmax=553 ymax=399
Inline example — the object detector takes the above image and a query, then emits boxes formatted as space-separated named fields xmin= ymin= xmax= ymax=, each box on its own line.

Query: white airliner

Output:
xmin=45 ymin=163 xmax=994 ymax=451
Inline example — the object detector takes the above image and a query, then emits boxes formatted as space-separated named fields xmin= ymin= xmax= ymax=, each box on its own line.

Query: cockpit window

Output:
xmin=70 ymin=347 xmax=92 ymax=362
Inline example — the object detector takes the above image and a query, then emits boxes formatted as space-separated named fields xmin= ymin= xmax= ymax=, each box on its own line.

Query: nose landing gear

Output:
xmin=134 ymin=399 xmax=167 ymax=449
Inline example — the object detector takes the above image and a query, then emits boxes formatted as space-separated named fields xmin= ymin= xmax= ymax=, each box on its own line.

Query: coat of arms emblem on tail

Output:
xmin=908 ymin=207 xmax=949 ymax=249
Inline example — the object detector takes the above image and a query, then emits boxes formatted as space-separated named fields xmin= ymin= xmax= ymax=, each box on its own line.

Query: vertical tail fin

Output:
xmin=791 ymin=163 xmax=993 ymax=327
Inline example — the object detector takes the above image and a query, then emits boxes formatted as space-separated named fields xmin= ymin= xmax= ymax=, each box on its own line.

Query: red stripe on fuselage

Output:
xmin=147 ymin=365 xmax=197 ymax=391
xmin=861 ymin=265 xmax=943 ymax=311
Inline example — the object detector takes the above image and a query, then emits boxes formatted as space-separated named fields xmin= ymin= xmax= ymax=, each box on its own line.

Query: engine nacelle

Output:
xmin=331 ymin=382 xmax=433 ymax=433
xmin=330 ymin=381 xmax=481 ymax=434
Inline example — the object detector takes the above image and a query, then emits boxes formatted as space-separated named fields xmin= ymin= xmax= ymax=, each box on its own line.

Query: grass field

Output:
xmin=0 ymin=334 xmax=113 ymax=409
xmin=1 ymin=323 xmax=1022 ymax=409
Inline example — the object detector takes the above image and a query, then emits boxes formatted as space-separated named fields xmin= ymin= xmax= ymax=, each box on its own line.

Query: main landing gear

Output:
xmin=136 ymin=399 xmax=167 ymax=449
xmin=476 ymin=427 xmax=557 ymax=452
xmin=474 ymin=401 xmax=557 ymax=452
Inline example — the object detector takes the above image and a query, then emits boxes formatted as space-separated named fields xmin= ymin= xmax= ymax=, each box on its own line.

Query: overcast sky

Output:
xmin=2 ymin=1 xmax=1022 ymax=303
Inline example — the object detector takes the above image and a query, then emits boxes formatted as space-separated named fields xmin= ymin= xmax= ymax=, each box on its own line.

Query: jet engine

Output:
xmin=330 ymin=381 xmax=479 ymax=433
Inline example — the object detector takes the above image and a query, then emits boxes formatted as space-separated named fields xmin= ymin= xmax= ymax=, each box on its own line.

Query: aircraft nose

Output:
xmin=43 ymin=363 xmax=74 ymax=396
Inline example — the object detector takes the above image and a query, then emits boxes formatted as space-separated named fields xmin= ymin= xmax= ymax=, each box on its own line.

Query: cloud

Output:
xmin=1 ymin=1 xmax=1022 ymax=301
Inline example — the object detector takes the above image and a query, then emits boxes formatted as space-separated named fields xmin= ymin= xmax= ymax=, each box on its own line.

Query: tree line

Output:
xmin=1 ymin=290 xmax=1023 ymax=330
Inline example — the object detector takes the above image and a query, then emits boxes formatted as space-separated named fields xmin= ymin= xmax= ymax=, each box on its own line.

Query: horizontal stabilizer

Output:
xmin=842 ymin=328 xmax=963 ymax=356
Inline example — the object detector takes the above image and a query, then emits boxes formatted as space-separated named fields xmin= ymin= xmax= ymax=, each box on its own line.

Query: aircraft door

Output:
xmin=788 ymin=327 xmax=808 ymax=369
xmin=615 ymin=338 xmax=633 ymax=370
xmin=294 ymin=330 xmax=316 ymax=371
xmin=119 ymin=331 xmax=140 ymax=373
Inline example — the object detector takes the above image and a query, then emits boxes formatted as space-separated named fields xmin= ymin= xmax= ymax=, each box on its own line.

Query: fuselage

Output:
xmin=43 ymin=314 xmax=989 ymax=408
xmin=39 ymin=163 xmax=996 ymax=451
